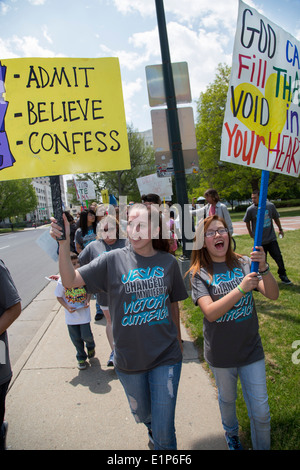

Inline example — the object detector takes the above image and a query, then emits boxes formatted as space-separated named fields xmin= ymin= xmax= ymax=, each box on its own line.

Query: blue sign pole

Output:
xmin=251 ymin=170 xmax=270 ymax=272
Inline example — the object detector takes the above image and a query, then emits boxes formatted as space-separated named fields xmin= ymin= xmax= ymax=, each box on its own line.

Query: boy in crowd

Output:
xmin=55 ymin=253 xmax=95 ymax=369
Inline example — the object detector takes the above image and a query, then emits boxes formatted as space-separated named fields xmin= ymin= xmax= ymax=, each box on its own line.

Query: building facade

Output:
xmin=28 ymin=176 xmax=66 ymax=223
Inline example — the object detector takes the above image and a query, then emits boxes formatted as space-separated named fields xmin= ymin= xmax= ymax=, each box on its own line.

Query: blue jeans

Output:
xmin=67 ymin=323 xmax=95 ymax=362
xmin=96 ymin=302 xmax=103 ymax=315
xmin=211 ymin=359 xmax=270 ymax=450
xmin=115 ymin=361 xmax=182 ymax=450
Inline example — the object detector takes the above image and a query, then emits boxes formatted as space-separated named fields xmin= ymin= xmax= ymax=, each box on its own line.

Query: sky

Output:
xmin=0 ymin=0 xmax=300 ymax=134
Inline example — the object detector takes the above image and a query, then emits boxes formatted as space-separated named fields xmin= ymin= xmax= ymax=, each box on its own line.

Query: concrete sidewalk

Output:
xmin=232 ymin=216 xmax=300 ymax=236
xmin=5 ymin=283 xmax=227 ymax=451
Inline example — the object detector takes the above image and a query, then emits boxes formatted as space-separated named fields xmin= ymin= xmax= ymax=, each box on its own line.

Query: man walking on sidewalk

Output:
xmin=243 ymin=190 xmax=292 ymax=285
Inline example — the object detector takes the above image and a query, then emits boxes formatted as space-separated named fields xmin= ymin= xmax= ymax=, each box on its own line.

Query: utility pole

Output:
xmin=155 ymin=0 xmax=191 ymax=259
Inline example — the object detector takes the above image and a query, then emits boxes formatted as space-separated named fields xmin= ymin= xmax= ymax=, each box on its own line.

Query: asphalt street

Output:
xmin=0 ymin=226 xmax=58 ymax=365
xmin=0 ymin=226 xmax=58 ymax=309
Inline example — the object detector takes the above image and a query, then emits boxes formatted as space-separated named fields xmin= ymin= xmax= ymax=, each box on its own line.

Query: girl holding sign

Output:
xmin=50 ymin=203 xmax=188 ymax=450
xmin=189 ymin=215 xmax=279 ymax=450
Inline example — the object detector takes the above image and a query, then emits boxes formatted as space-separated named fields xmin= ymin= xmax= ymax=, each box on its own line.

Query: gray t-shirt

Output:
xmin=75 ymin=227 xmax=96 ymax=250
xmin=204 ymin=202 xmax=233 ymax=234
xmin=243 ymin=201 xmax=280 ymax=244
xmin=78 ymin=245 xmax=188 ymax=372
xmin=78 ymin=238 xmax=127 ymax=306
xmin=191 ymin=257 xmax=264 ymax=368
xmin=0 ymin=260 xmax=21 ymax=385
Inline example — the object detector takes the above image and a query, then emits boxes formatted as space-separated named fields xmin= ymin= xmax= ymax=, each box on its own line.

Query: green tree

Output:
xmin=196 ymin=63 xmax=231 ymax=187
xmin=0 ymin=179 xmax=38 ymax=220
xmin=77 ymin=123 xmax=155 ymax=203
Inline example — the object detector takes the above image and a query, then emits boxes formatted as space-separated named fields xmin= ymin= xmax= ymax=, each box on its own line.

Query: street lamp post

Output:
xmin=154 ymin=0 xmax=191 ymax=259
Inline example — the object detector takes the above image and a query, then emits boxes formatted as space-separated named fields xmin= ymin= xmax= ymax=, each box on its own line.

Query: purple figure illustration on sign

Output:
xmin=0 ymin=62 xmax=16 ymax=171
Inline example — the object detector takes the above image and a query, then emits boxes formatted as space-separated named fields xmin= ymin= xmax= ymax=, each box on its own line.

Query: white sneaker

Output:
xmin=107 ymin=350 xmax=114 ymax=367
xmin=77 ymin=360 xmax=87 ymax=370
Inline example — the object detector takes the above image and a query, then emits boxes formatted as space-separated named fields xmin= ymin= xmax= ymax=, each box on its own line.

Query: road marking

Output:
xmin=0 ymin=246 xmax=10 ymax=250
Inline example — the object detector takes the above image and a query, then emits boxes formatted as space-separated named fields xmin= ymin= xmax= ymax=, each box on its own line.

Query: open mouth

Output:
xmin=214 ymin=240 xmax=225 ymax=250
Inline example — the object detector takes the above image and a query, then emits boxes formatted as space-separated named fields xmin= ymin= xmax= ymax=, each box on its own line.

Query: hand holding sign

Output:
xmin=50 ymin=213 xmax=70 ymax=243
xmin=50 ymin=175 xmax=66 ymax=240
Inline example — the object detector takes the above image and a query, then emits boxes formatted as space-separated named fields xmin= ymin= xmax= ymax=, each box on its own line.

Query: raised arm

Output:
xmin=50 ymin=214 xmax=85 ymax=288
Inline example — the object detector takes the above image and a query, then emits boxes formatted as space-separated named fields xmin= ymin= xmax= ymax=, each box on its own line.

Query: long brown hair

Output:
xmin=188 ymin=215 xmax=243 ymax=279
xmin=79 ymin=209 xmax=97 ymax=236
xmin=128 ymin=203 xmax=170 ymax=253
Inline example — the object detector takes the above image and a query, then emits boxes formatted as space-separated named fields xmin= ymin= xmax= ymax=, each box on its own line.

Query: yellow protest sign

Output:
xmin=0 ymin=57 xmax=131 ymax=181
